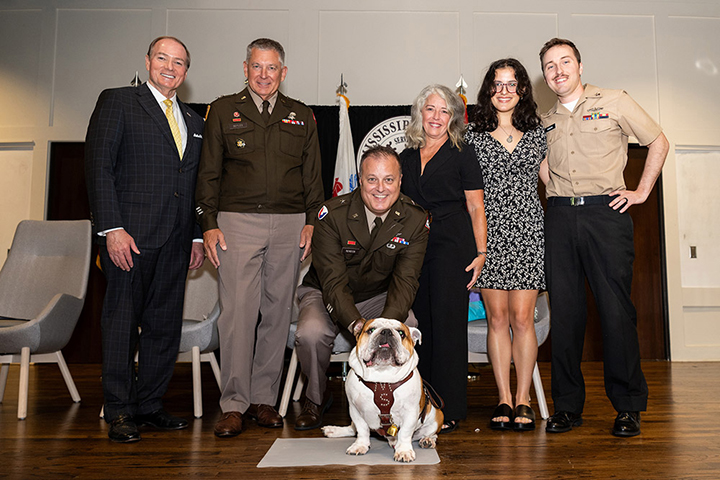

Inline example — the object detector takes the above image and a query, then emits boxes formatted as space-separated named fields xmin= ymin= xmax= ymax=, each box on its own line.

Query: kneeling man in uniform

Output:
xmin=293 ymin=145 xmax=430 ymax=430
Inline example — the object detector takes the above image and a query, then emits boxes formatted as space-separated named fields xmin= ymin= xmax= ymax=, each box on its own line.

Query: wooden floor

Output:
xmin=2 ymin=360 xmax=720 ymax=479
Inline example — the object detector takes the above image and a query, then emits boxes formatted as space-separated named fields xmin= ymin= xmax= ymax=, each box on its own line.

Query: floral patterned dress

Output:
xmin=465 ymin=124 xmax=547 ymax=290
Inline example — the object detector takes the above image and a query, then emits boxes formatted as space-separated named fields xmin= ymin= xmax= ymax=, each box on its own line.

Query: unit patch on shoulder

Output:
xmin=318 ymin=205 xmax=329 ymax=220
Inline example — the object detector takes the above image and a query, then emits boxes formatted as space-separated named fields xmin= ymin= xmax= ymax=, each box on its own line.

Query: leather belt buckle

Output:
xmin=570 ymin=196 xmax=585 ymax=207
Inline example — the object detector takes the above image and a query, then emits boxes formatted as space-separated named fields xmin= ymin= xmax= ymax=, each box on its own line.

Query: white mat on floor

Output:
xmin=257 ymin=437 xmax=440 ymax=467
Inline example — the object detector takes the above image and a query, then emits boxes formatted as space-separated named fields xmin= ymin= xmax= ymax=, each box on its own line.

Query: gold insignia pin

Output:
xmin=236 ymin=138 xmax=246 ymax=148
xmin=288 ymin=112 xmax=296 ymax=120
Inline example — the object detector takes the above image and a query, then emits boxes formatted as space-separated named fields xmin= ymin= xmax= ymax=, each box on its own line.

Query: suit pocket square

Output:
xmin=193 ymin=133 xmax=203 ymax=139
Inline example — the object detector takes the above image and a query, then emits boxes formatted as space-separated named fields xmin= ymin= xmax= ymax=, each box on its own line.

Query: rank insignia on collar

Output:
xmin=236 ymin=138 xmax=246 ymax=148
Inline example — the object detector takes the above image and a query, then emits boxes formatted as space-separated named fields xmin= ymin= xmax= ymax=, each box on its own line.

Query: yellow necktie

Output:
xmin=163 ymin=99 xmax=183 ymax=158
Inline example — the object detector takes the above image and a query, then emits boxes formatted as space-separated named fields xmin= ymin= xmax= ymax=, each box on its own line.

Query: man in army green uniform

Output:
xmin=196 ymin=38 xmax=324 ymax=437
xmin=293 ymin=145 xmax=429 ymax=430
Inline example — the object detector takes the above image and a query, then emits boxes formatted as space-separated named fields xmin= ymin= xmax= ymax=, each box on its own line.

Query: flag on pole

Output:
xmin=456 ymin=75 xmax=469 ymax=124
xmin=332 ymin=93 xmax=357 ymax=196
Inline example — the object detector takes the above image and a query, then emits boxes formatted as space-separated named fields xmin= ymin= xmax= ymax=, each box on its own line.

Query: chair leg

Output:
xmin=279 ymin=349 xmax=299 ymax=418
xmin=293 ymin=374 xmax=305 ymax=402
xmin=100 ymin=405 xmax=104 ymax=419
xmin=55 ymin=351 xmax=81 ymax=403
xmin=18 ymin=347 xmax=30 ymax=420
xmin=532 ymin=362 xmax=550 ymax=420
xmin=0 ymin=363 xmax=9 ymax=402
xmin=208 ymin=353 xmax=221 ymax=389
xmin=191 ymin=346 xmax=202 ymax=418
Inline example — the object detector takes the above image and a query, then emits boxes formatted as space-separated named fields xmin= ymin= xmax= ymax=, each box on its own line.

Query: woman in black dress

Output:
xmin=465 ymin=59 xmax=549 ymax=431
xmin=400 ymin=84 xmax=487 ymax=433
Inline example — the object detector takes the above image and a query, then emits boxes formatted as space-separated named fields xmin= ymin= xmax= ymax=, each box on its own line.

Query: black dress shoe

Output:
xmin=136 ymin=409 xmax=189 ymax=430
xmin=295 ymin=393 xmax=333 ymax=430
xmin=612 ymin=411 xmax=641 ymax=437
xmin=108 ymin=415 xmax=141 ymax=443
xmin=545 ymin=411 xmax=583 ymax=433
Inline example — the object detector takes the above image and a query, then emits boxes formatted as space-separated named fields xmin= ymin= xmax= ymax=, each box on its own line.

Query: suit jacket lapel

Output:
xmin=370 ymin=199 xmax=407 ymax=251
xmin=136 ymin=84 xmax=180 ymax=160
xmin=235 ymin=88 xmax=264 ymax=127
xmin=347 ymin=191 xmax=371 ymax=250
xmin=271 ymin=93 xmax=292 ymax=125
xmin=403 ymin=148 xmax=427 ymax=203
xmin=420 ymin=139 xmax=454 ymax=186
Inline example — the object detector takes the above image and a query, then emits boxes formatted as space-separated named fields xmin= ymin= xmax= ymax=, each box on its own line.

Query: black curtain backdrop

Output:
xmin=188 ymin=103 xmax=411 ymax=200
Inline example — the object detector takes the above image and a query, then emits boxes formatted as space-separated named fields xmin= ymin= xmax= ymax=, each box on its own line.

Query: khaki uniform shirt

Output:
xmin=302 ymin=189 xmax=430 ymax=329
xmin=196 ymin=88 xmax=324 ymax=230
xmin=541 ymin=84 xmax=663 ymax=197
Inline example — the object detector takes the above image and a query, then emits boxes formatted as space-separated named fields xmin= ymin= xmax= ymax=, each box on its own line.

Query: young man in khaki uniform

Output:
xmin=196 ymin=38 xmax=324 ymax=437
xmin=539 ymin=38 xmax=669 ymax=437
xmin=293 ymin=146 xmax=429 ymax=430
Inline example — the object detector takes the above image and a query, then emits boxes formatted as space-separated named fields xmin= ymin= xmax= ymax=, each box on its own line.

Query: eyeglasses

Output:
xmin=494 ymin=81 xmax=518 ymax=93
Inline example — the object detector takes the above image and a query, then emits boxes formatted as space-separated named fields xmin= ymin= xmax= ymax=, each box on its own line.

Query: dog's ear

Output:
xmin=350 ymin=318 xmax=367 ymax=338
xmin=409 ymin=326 xmax=422 ymax=346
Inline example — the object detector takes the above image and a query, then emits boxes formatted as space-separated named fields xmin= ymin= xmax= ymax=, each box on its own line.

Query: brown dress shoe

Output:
xmin=214 ymin=411 xmax=243 ymax=437
xmin=295 ymin=393 xmax=333 ymax=431
xmin=246 ymin=404 xmax=283 ymax=428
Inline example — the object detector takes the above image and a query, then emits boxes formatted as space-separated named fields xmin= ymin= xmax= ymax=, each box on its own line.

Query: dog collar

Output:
xmin=358 ymin=370 xmax=414 ymax=437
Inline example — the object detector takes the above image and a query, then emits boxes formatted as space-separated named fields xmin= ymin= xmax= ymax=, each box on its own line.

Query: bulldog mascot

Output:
xmin=322 ymin=318 xmax=443 ymax=462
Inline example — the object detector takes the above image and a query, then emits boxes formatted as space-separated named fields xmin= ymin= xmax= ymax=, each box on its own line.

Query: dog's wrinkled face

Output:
xmin=352 ymin=318 xmax=421 ymax=368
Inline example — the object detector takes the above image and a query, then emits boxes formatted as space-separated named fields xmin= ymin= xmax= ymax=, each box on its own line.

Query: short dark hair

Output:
xmin=470 ymin=58 xmax=540 ymax=133
xmin=539 ymin=37 xmax=581 ymax=69
xmin=147 ymin=36 xmax=191 ymax=68
xmin=246 ymin=38 xmax=285 ymax=66
xmin=359 ymin=145 xmax=402 ymax=177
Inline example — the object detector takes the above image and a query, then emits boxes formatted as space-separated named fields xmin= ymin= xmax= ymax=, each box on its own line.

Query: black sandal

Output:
xmin=513 ymin=404 xmax=536 ymax=431
xmin=490 ymin=403 xmax=513 ymax=430
xmin=439 ymin=419 xmax=459 ymax=434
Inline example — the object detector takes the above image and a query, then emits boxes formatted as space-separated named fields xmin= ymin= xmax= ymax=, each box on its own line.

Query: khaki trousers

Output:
xmin=216 ymin=212 xmax=305 ymax=413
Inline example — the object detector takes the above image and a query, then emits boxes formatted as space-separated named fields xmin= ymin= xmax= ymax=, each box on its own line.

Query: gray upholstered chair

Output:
xmin=98 ymin=261 xmax=221 ymax=419
xmin=0 ymin=220 xmax=92 ymax=420
xmin=278 ymin=257 xmax=356 ymax=417
xmin=279 ymin=323 xmax=353 ymax=417
xmin=468 ymin=291 xmax=551 ymax=419
xmin=176 ymin=262 xmax=221 ymax=418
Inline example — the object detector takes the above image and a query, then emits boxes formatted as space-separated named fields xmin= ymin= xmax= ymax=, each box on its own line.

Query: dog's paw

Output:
xmin=346 ymin=441 xmax=370 ymax=456
xmin=394 ymin=448 xmax=416 ymax=462
xmin=419 ymin=435 xmax=437 ymax=449
xmin=322 ymin=425 xmax=354 ymax=438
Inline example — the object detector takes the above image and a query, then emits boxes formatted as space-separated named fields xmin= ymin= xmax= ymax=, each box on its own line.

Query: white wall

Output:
xmin=0 ymin=0 xmax=718 ymax=360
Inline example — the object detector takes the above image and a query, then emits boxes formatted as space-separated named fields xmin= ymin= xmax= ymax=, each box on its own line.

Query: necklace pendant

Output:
xmin=507 ymin=135 xmax=513 ymax=143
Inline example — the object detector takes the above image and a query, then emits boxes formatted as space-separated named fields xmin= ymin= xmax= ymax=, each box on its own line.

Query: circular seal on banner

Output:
xmin=356 ymin=115 xmax=411 ymax=170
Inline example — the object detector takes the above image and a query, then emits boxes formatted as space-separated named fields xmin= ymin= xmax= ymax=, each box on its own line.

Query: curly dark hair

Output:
xmin=470 ymin=58 xmax=540 ymax=133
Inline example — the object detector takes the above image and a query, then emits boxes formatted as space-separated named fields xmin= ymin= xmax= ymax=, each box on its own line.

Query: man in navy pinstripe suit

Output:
xmin=85 ymin=36 xmax=205 ymax=443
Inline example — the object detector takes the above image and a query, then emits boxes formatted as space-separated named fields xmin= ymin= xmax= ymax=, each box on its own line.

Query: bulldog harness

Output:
xmin=358 ymin=371 xmax=442 ymax=437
